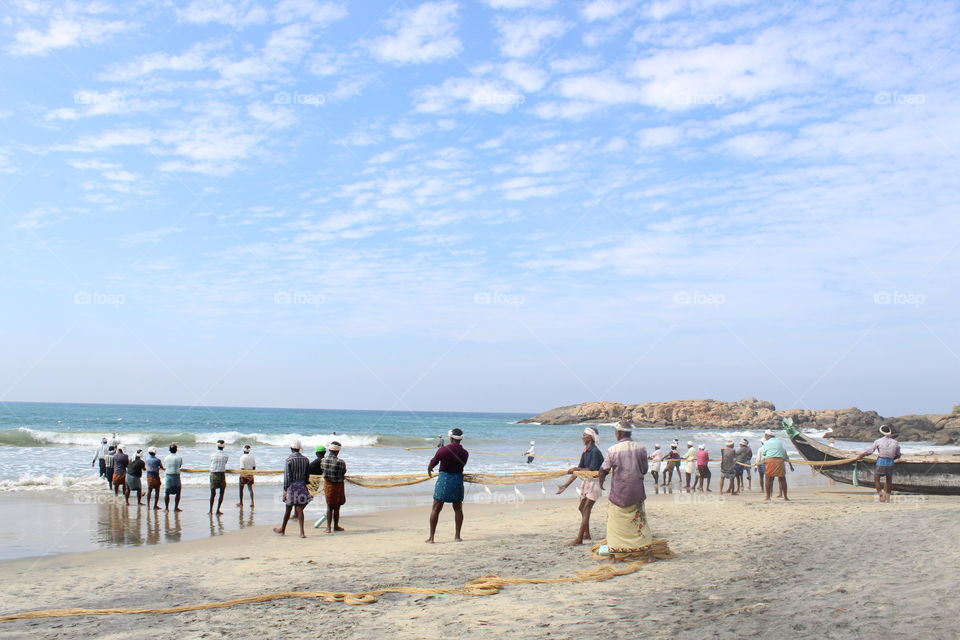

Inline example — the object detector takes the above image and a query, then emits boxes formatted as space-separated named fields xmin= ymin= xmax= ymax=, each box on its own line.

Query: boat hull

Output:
xmin=790 ymin=433 xmax=960 ymax=495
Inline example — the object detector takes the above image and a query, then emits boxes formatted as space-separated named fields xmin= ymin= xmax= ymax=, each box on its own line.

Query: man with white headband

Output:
xmin=649 ymin=444 xmax=663 ymax=492
xmin=274 ymin=439 xmax=312 ymax=538
xmin=237 ymin=444 xmax=256 ymax=509
xmin=719 ymin=441 xmax=737 ymax=495
xmin=426 ymin=428 xmax=468 ymax=543
xmin=856 ymin=425 xmax=901 ymax=502
xmin=735 ymin=438 xmax=752 ymax=493
xmin=522 ymin=441 xmax=536 ymax=464
xmin=598 ymin=419 xmax=662 ymax=560
xmin=320 ymin=441 xmax=347 ymax=533
xmin=760 ymin=429 xmax=793 ymax=501
xmin=681 ymin=441 xmax=696 ymax=492
xmin=556 ymin=427 xmax=603 ymax=545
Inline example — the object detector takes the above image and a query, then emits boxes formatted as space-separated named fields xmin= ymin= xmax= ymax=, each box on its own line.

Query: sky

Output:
xmin=1 ymin=0 xmax=958 ymax=417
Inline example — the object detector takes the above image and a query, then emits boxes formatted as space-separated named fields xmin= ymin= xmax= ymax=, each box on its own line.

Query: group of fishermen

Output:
xmin=90 ymin=421 xmax=903 ymax=557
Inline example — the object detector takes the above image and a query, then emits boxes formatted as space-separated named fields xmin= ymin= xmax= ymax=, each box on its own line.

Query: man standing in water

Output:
xmin=237 ymin=444 xmax=256 ymax=508
xmin=274 ymin=440 xmax=312 ymax=538
xmin=719 ymin=441 xmax=737 ymax=495
xmin=125 ymin=449 xmax=145 ymax=505
xmin=103 ymin=446 xmax=116 ymax=490
xmin=523 ymin=441 xmax=536 ymax=464
xmin=856 ymin=425 xmax=901 ymax=502
xmin=556 ymin=427 xmax=603 ymax=545
xmin=208 ymin=439 xmax=228 ymax=515
xmin=321 ymin=442 xmax=347 ymax=533
xmin=112 ymin=446 xmax=129 ymax=496
xmin=145 ymin=447 xmax=164 ymax=510
xmin=761 ymin=430 xmax=794 ymax=501
xmin=164 ymin=444 xmax=183 ymax=512
xmin=426 ymin=428 xmax=468 ymax=543
xmin=92 ymin=437 xmax=109 ymax=479
xmin=649 ymin=444 xmax=662 ymax=491
xmin=735 ymin=438 xmax=752 ymax=492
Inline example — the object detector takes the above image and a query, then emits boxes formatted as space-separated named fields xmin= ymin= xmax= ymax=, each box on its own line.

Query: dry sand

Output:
xmin=1 ymin=487 xmax=957 ymax=640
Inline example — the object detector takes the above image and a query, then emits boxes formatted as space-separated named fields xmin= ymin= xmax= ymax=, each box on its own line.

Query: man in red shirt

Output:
xmin=426 ymin=428 xmax=469 ymax=543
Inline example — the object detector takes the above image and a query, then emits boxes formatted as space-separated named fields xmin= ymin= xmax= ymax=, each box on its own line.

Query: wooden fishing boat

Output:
xmin=783 ymin=420 xmax=960 ymax=495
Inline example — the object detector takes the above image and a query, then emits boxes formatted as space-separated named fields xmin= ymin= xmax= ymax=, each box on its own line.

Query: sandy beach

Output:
xmin=1 ymin=486 xmax=957 ymax=640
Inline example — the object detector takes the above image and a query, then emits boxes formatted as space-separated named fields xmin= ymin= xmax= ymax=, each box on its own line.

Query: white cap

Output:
xmin=147 ymin=447 xmax=157 ymax=454
xmin=530 ymin=441 xmax=535 ymax=445
xmin=687 ymin=441 xmax=694 ymax=447
xmin=289 ymin=439 xmax=301 ymax=450
xmin=698 ymin=444 xmax=705 ymax=449
xmin=764 ymin=429 xmax=775 ymax=437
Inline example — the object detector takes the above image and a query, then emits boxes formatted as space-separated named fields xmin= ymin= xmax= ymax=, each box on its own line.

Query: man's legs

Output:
xmin=325 ymin=502 xmax=334 ymax=533
xmin=426 ymin=499 xmax=444 ymax=543
xmin=332 ymin=505 xmax=343 ymax=531
xmin=452 ymin=502 xmax=463 ymax=541
xmin=764 ymin=472 xmax=773 ymax=500
xmin=571 ymin=498 xmax=595 ymax=545
xmin=295 ymin=505 xmax=306 ymax=538
xmin=215 ymin=486 xmax=225 ymax=514
xmin=779 ymin=477 xmax=789 ymax=501
xmin=208 ymin=487 xmax=215 ymax=514
xmin=174 ymin=491 xmax=182 ymax=511
xmin=237 ymin=481 xmax=245 ymax=507
xmin=274 ymin=505 xmax=293 ymax=534
xmin=248 ymin=483 xmax=254 ymax=507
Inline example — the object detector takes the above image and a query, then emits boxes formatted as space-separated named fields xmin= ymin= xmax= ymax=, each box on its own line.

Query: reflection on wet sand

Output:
xmin=164 ymin=511 xmax=181 ymax=543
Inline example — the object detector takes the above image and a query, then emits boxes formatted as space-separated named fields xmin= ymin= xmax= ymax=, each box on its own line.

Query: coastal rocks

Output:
xmin=520 ymin=398 xmax=960 ymax=444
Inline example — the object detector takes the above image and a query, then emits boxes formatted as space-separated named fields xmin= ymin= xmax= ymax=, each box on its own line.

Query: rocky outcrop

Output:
xmin=520 ymin=398 xmax=960 ymax=444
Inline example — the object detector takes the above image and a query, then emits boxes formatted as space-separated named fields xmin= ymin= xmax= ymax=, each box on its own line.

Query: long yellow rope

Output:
xmin=0 ymin=554 xmax=670 ymax=621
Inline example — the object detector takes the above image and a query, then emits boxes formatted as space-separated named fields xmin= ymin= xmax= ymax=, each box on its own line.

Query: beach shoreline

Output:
xmin=2 ymin=487 xmax=958 ymax=639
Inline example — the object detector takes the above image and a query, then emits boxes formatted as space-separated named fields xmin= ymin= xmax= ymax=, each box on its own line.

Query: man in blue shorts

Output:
xmin=856 ymin=425 xmax=901 ymax=502
xmin=426 ymin=428 xmax=468 ymax=543
xmin=163 ymin=444 xmax=183 ymax=512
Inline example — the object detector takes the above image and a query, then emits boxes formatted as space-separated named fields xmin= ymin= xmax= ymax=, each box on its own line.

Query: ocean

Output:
xmin=0 ymin=401 xmax=952 ymax=560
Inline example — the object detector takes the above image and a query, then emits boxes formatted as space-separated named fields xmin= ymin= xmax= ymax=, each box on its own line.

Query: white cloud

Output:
xmin=582 ymin=0 xmax=638 ymax=21
xmin=500 ymin=61 xmax=549 ymax=92
xmin=369 ymin=1 xmax=462 ymax=65
xmin=99 ymin=40 xmax=228 ymax=82
xmin=62 ymin=128 xmax=155 ymax=152
xmin=13 ymin=207 xmax=62 ymax=230
xmin=415 ymin=77 xmax=526 ymax=114
xmin=177 ymin=0 xmax=269 ymax=28
xmin=68 ymin=159 xmax=120 ymax=170
xmin=638 ymin=126 xmax=683 ymax=147
xmin=273 ymin=0 xmax=347 ymax=25
xmin=496 ymin=16 xmax=569 ymax=58
xmin=482 ymin=0 xmax=555 ymax=8
xmin=120 ymin=226 xmax=184 ymax=245
xmin=7 ymin=16 xmax=134 ymax=56
xmin=558 ymin=73 xmax=643 ymax=104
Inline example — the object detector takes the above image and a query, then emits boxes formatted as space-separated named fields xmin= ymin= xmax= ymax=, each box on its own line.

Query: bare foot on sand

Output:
xmin=299 ymin=533 xmax=306 ymax=538
xmin=334 ymin=526 xmax=345 ymax=532
xmin=235 ymin=503 xmax=243 ymax=507
xmin=273 ymin=528 xmax=284 ymax=535
xmin=454 ymin=537 xmax=463 ymax=542
xmin=425 ymin=538 xmax=434 ymax=543
xmin=568 ymin=540 xmax=583 ymax=546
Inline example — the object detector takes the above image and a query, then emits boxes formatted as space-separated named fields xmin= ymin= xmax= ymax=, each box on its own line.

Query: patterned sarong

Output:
xmin=433 ymin=471 xmax=464 ymax=503
xmin=606 ymin=502 xmax=653 ymax=556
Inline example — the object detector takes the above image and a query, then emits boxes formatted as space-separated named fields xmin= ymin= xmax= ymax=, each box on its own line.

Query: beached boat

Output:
xmin=783 ymin=420 xmax=960 ymax=495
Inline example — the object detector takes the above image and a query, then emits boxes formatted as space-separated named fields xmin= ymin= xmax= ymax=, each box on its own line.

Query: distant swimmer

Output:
xmin=523 ymin=441 xmax=536 ymax=463
xmin=145 ymin=447 xmax=164 ymax=510
xmin=555 ymin=427 xmax=603 ymax=545
xmin=426 ymin=428 xmax=468 ymax=543
xmin=112 ymin=446 xmax=129 ymax=497
xmin=855 ymin=425 xmax=901 ymax=502
xmin=164 ymin=444 xmax=183 ymax=512
xmin=274 ymin=439 xmax=312 ymax=538
xmin=92 ymin=437 xmax=109 ymax=479
xmin=208 ymin=439 xmax=228 ymax=515
xmin=321 ymin=441 xmax=347 ymax=533
xmin=237 ymin=444 xmax=256 ymax=508
xmin=126 ymin=449 xmax=145 ymax=505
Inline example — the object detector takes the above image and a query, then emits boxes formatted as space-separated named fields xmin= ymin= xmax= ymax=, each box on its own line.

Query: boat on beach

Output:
xmin=784 ymin=419 xmax=960 ymax=495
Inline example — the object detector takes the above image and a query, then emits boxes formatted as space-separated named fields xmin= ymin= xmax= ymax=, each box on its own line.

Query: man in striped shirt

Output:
xmin=208 ymin=440 xmax=229 ymax=515
xmin=274 ymin=440 xmax=312 ymax=538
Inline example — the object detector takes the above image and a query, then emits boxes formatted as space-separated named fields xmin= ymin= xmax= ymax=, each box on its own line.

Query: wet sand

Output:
xmin=1 ymin=486 xmax=958 ymax=639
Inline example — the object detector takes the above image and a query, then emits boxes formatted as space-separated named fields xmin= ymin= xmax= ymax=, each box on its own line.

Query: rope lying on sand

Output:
xmin=0 ymin=553 xmax=671 ymax=621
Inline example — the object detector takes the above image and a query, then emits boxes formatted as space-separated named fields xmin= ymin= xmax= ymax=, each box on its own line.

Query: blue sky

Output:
xmin=1 ymin=0 xmax=958 ymax=416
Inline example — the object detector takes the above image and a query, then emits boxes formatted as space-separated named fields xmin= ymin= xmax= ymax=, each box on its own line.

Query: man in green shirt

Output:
xmin=760 ymin=431 xmax=794 ymax=501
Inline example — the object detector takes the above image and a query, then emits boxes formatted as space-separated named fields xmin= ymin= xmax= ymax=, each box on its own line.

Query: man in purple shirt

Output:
xmin=598 ymin=420 xmax=654 ymax=560
xmin=856 ymin=424 xmax=902 ymax=502
xmin=426 ymin=428 xmax=469 ymax=543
